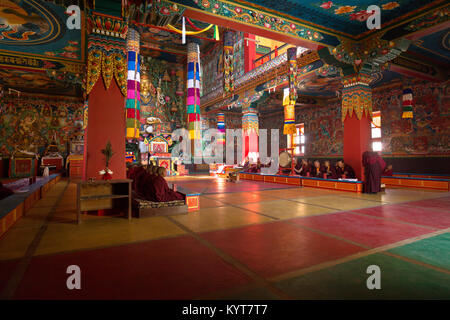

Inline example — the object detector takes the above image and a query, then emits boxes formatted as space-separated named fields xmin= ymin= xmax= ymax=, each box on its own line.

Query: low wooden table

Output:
xmin=76 ymin=179 xmax=132 ymax=224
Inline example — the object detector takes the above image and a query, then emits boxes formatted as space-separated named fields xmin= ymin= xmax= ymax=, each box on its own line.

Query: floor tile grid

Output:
xmin=164 ymin=216 xmax=293 ymax=300
xmin=0 ymin=180 xmax=70 ymax=299
xmin=268 ymin=228 xmax=450 ymax=283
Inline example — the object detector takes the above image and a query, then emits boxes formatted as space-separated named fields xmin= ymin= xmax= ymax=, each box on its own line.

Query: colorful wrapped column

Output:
xmin=126 ymin=28 xmax=140 ymax=139
xmin=402 ymin=88 xmax=414 ymax=118
xmin=217 ymin=113 xmax=225 ymax=144
xmin=187 ymin=41 xmax=201 ymax=142
xmin=284 ymin=47 xmax=297 ymax=135
xmin=242 ymin=103 xmax=259 ymax=160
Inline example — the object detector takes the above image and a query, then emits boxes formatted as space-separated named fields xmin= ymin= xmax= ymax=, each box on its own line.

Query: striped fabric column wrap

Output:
xmin=284 ymin=47 xmax=297 ymax=135
xmin=187 ymin=42 xmax=201 ymax=140
xmin=217 ymin=113 xmax=225 ymax=144
xmin=126 ymin=28 xmax=140 ymax=139
xmin=242 ymin=104 xmax=258 ymax=135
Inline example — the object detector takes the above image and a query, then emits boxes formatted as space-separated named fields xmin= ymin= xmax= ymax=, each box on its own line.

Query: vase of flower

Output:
xmin=99 ymin=141 xmax=114 ymax=180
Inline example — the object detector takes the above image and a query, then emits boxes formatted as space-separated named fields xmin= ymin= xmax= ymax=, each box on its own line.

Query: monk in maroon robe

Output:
xmin=294 ymin=159 xmax=311 ymax=176
xmin=321 ymin=160 xmax=337 ymax=179
xmin=336 ymin=160 xmax=356 ymax=179
xmin=383 ymin=164 xmax=393 ymax=176
xmin=152 ymin=167 xmax=185 ymax=202
xmin=133 ymin=166 xmax=149 ymax=195
xmin=0 ymin=182 xmax=14 ymax=200
xmin=311 ymin=160 xmax=323 ymax=178
xmin=363 ymin=151 xmax=386 ymax=193
xmin=248 ymin=159 xmax=262 ymax=173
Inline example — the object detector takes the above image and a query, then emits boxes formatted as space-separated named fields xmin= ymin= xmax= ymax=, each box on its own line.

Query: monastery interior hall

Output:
xmin=0 ymin=0 xmax=449 ymax=301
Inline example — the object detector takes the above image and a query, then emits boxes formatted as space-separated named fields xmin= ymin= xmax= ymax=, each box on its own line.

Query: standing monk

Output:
xmin=363 ymin=151 xmax=386 ymax=193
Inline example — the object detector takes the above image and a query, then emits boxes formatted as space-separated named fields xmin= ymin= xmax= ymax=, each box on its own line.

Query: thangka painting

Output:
xmin=0 ymin=0 xmax=83 ymax=61
xmin=0 ymin=95 xmax=84 ymax=157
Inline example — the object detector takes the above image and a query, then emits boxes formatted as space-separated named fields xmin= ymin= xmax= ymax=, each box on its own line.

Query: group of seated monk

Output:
xmin=294 ymin=159 xmax=356 ymax=179
xmin=241 ymin=157 xmax=272 ymax=173
xmin=127 ymin=164 xmax=185 ymax=202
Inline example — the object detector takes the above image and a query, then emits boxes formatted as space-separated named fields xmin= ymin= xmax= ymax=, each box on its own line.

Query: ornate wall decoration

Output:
xmin=223 ymin=30 xmax=235 ymax=93
xmin=331 ymin=35 xmax=410 ymax=72
xmin=86 ymin=12 xmax=128 ymax=95
xmin=185 ymin=0 xmax=325 ymax=44
xmin=242 ymin=104 xmax=259 ymax=135
xmin=404 ymin=5 xmax=449 ymax=32
xmin=341 ymin=72 xmax=373 ymax=122
xmin=0 ymin=0 xmax=83 ymax=61
xmin=0 ymin=94 xmax=83 ymax=157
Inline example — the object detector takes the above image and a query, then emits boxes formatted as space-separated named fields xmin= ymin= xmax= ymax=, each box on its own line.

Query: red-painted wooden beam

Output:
xmin=184 ymin=8 xmax=324 ymax=51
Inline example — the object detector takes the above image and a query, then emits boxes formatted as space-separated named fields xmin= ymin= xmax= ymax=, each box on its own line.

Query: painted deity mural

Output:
xmin=260 ymin=79 xmax=450 ymax=157
xmin=0 ymin=95 xmax=83 ymax=157
xmin=139 ymin=56 xmax=186 ymax=135
xmin=374 ymin=80 xmax=450 ymax=155
xmin=260 ymin=102 xmax=343 ymax=156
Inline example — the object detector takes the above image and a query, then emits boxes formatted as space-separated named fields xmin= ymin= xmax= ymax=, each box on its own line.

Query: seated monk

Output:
xmin=321 ymin=160 xmax=337 ymax=179
xmin=248 ymin=159 xmax=261 ymax=173
xmin=0 ymin=182 xmax=14 ymax=200
xmin=152 ymin=167 xmax=185 ymax=202
xmin=241 ymin=156 xmax=250 ymax=171
xmin=336 ymin=160 xmax=356 ymax=179
xmin=383 ymin=164 xmax=393 ymax=176
xmin=294 ymin=159 xmax=311 ymax=176
xmin=311 ymin=160 xmax=323 ymax=178
xmin=135 ymin=165 xmax=156 ymax=198
xmin=132 ymin=165 xmax=148 ymax=192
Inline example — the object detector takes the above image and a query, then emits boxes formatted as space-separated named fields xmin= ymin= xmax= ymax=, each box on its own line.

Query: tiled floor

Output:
xmin=0 ymin=176 xmax=449 ymax=299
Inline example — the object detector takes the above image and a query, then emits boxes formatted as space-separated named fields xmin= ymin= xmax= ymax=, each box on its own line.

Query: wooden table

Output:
xmin=76 ymin=179 xmax=132 ymax=224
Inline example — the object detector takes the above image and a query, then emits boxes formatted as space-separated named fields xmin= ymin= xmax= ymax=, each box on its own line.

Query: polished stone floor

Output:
xmin=0 ymin=176 xmax=449 ymax=299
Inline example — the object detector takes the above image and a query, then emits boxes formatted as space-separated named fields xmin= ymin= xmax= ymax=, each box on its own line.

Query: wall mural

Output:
xmin=0 ymin=95 xmax=83 ymax=157
xmin=202 ymin=42 xmax=223 ymax=97
xmin=374 ymin=80 xmax=450 ymax=155
xmin=139 ymin=56 xmax=186 ymax=135
xmin=259 ymin=79 xmax=450 ymax=157
xmin=0 ymin=0 xmax=83 ymax=61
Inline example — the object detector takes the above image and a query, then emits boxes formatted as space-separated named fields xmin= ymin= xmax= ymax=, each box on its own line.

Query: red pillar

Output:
xmin=343 ymin=113 xmax=371 ymax=180
xmin=83 ymin=80 xmax=126 ymax=180
xmin=244 ymin=33 xmax=256 ymax=73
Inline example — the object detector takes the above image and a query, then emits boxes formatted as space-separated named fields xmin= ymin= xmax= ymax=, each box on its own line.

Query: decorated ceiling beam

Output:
xmin=202 ymin=50 xmax=320 ymax=109
xmin=169 ymin=0 xmax=339 ymax=49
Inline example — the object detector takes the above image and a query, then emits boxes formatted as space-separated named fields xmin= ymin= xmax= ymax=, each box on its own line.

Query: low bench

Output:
xmin=381 ymin=176 xmax=450 ymax=191
xmin=0 ymin=174 xmax=60 ymax=238
xmin=239 ymin=172 xmax=363 ymax=192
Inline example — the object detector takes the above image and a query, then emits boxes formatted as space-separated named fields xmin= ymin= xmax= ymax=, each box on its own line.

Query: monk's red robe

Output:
xmin=321 ymin=165 xmax=337 ymax=179
xmin=383 ymin=169 xmax=393 ymax=176
xmin=362 ymin=151 xmax=386 ymax=193
xmin=152 ymin=176 xmax=185 ymax=202
xmin=141 ymin=173 xmax=157 ymax=201
xmin=133 ymin=168 xmax=148 ymax=194
xmin=311 ymin=166 xmax=322 ymax=178
xmin=336 ymin=165 xmax=356 ymax=178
